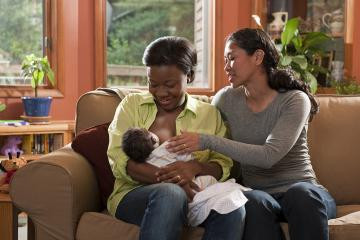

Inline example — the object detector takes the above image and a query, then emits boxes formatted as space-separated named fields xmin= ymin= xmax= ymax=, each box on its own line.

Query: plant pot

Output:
xmin=21 ymin=97 xmax=52 ymax=117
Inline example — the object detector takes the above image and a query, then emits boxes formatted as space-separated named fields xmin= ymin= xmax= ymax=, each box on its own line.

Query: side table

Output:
xmin=0 ymin=192 xmax=34 ymax=240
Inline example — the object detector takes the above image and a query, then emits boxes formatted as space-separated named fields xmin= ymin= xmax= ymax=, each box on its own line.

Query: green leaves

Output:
xmin=303 ymin=32 xmax=331 ymax=52
xmin=21 ymin=54 xmax=55 ymax=97
xmin=281 ymin=18 xmax=299 ymax=48
xmin=0 ymin=102 xmax=6 ymax=112
xmin=278 ymin=17 xmax=333 ymax=94
xmin=304 ymin=71 xmax=318 ymax=94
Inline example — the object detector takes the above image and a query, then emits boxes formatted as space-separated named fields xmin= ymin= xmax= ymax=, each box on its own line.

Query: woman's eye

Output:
xmin=148 ymin=82 xmax=157 ymax=88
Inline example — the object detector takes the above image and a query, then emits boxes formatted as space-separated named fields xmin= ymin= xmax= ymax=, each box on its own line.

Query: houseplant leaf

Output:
xmin=304 ymin=71 xmax=318 ymax=94
xmin=303 ymin=32 xmax=331 ymax=51
xmin=281 ymin=17 xmax=299 ymax=48
xmin=292 ymin=55 xmax=308 ymax=70
xmin=280 ymin=56 xmax=292 ymax=66
xmin=0 ymin=103 xmax=5 ymax=112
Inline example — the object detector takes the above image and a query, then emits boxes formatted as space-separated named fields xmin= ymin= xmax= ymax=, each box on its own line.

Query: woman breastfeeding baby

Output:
xmin=107 ymin=36 xmax=246 ymax=240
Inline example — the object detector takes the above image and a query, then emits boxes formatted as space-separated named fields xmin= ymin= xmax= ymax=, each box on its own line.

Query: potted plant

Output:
xmin=21 ymin=54 xmax=55 ymax=117
xmin=278 ymin=17 xmax=332 ymax=94
xmin=0 ymin=102 xmax=5 ymax=112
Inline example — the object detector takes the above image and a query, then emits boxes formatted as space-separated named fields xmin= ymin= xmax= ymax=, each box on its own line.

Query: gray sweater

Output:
xmin=200 ymin=87 xmax=320 ymax=194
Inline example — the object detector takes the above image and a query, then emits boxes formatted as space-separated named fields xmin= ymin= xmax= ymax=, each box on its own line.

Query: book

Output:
xmin=0 ymin=120 xmax=29 ymax=127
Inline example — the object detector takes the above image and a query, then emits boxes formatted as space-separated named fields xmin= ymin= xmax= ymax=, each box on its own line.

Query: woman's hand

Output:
xmin=155 ymin=161 xmax=201 ymax=187
xmin=166 ymin=130 xmax=200 ymax=154
xmin=182 ymin=181 xmax=200 ymax=202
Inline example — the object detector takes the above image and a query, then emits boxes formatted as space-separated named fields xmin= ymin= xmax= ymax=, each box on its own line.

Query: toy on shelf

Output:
xmin=0 ymin=152 xmax=27 ymax=193
xmin=0 ymin=136 xmax=23 ymax=157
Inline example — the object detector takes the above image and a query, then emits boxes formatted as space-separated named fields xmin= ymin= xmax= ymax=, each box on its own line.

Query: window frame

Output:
xmin=95 ymin=0 xmax=217 ymax=96
xmin=0 ymin=0 xmax=64 ymax=98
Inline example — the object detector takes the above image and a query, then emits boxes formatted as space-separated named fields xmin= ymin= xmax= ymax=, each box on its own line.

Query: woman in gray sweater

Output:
xmin=162 ymin=28 xmax=336 ymax=240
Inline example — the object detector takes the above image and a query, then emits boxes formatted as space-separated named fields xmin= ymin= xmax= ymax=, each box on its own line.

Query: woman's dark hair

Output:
xmin=226 ymin=28 xmax=319 ymax=120
xmin=142 ymin=36 xmax=197 ymax=83
xmin=122 ymin=128 xmax=155 ymax=163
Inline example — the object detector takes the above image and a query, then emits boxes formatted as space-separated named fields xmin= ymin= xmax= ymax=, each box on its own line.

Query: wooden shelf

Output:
xmin=0 ymin=120 xmax=75 ymax=157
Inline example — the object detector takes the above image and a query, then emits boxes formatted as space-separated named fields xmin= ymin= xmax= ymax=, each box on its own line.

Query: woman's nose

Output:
xmin=224 ymin=61 xmax=231 ymax=71
xmin=155 ymin=87 xmax=168 ymax=97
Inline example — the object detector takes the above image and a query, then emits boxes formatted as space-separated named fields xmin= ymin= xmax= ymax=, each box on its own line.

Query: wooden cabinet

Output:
xmin=0 ymin=121 xmax=75 ymax=161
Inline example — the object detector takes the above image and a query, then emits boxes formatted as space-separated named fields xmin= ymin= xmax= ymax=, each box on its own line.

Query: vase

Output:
xmin=268 ymin=12 xmax=288 ymax=40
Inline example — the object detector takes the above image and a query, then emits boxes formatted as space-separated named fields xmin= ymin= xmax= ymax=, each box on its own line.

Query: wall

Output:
xmin=1 ymin=0 xmax=359 ymax=120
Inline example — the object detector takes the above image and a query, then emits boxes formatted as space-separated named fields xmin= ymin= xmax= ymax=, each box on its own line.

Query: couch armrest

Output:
xmin=10 ymin=144 xmax=101 ymax=240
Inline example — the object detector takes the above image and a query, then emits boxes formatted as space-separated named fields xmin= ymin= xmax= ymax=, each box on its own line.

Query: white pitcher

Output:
xmin=268 ymin=12 xmax=288 ymax=39
xmin=322 ymin=9 xmax=344 ymax=36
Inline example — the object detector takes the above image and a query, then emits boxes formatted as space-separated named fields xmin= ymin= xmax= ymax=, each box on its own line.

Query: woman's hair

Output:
xmin=226 ymin=28 xmax=319 ymax=120
xmin=142 ymin=36 xmax=197 ymax=83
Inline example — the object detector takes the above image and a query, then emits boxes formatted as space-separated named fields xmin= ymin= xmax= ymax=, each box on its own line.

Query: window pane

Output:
xmin=0 ymin=0 xmax=44 ymax=86
xmin=106 ymin=0 xmax=209 ymax=88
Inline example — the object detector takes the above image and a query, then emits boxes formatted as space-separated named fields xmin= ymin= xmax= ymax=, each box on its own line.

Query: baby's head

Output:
xmin=122 ymin=128 xmax=159 ymax=163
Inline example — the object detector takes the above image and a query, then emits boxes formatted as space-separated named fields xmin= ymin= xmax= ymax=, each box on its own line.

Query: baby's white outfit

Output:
xmin=147 ymin=141 xmax=250 ymax=226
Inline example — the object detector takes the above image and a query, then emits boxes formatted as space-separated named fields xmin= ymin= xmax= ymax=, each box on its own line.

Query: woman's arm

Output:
xmin=168 ymin=91 xmax=311 ymax=169
xmin=108 ymin=94 xmax=159 ymax=185
xmin=126 ymin=160 xmax=159 ymax=184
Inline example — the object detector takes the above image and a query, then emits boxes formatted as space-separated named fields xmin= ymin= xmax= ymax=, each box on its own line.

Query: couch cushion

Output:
xmin=76 ymin=212 xmax=204 ymax=240
xmin=71 ymin=122 xmax=114 ymax=208
xmin=280 ymin=205 xmax=360 ymax=240
xmin=308 ymin=95 xmax=360 ymax=205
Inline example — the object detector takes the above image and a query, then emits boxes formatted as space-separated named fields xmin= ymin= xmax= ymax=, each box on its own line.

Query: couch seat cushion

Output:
xmin=280 ymin=205 xmax=360 ymax=240
xmin=76 ymin=212 xmax=204 ymax=240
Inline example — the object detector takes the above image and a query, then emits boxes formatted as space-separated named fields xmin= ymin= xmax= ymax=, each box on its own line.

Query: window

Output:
xmin=0 ymin=0 xmax=58 ymax=98
xmin=105 ymin=0 xmax=213 ymax=89
xmin=0 ymin=0 xmax=44 ymax=86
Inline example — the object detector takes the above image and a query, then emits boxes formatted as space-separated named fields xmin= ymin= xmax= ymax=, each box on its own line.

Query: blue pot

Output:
xmin=22 ymin=97 xmax=52 ymax=117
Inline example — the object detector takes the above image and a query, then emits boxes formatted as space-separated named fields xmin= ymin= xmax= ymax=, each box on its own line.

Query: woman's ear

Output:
xmin=187 ymin=70 xmax=195 ymax=84
xmin=254 ymin=49 xmax=265 ymax=66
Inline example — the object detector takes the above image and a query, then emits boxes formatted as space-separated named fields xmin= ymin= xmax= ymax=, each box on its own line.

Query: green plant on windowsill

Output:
xmin=21 ymin=54 xmax=55 ymax=97
xmin=278 ymin=17 xmax=332 ymax=94
xmin=331 ymin=76 xmax=360 ymax=95
xmin=20 ymin=54 xmax=56 ymax=117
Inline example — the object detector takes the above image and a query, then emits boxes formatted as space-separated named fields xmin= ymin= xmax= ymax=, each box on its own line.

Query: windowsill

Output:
xmin=0 ymin=87 xmax=64 ymax=98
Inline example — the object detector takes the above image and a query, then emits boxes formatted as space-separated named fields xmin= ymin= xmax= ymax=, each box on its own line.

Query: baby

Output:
xmin=122 ymin=127 xmax=250 ymax=226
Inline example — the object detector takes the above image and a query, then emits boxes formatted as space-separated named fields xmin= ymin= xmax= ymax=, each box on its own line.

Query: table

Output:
xmin=0 ymin=192 xmax=35 ymax=240
xmin=0 ymin=192 xmax=19 ymax=240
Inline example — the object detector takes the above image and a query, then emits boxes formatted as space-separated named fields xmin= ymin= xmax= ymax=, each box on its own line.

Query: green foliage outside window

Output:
xmin=0 ymin=0 xmax=43 ymax=64
xmin=107 ymin=0 xmax=194 ymax=86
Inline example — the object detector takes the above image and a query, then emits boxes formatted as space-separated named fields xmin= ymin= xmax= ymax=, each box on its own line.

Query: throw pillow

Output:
xmin=71 ymin=122 xmax=114 ymax=209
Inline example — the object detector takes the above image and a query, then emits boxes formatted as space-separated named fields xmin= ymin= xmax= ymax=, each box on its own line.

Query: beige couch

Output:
xmin=10 ymin=88 xmax=360 ymax=240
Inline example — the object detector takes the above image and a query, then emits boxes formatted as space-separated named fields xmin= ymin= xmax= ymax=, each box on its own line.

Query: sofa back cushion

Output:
xmin=308 ymin=95 xmax=360 ymax=205
xmin=71 ymin=122 xmax=114 ymax=208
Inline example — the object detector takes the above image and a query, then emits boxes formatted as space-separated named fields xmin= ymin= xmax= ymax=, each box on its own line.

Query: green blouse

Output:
xmin=107 ymin=92 xmax=233 ymax=216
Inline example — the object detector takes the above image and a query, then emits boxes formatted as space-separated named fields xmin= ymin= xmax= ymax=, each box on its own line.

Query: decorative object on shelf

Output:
xmin=322 ymin=8 xmax=344 ymax=37
xmin=0 ymin=156 xmax=27 ymax=193
xmin=0 ymin=120 xmax=29 ymax=127
xmin=330 ymin=60 xmax=344 ymax=82
xmin=0 ymin=136 xmax=23 ymax=157
xmin=268 ymin=11 xmax=288 ymax=40
xmin=21 ymin=54 xmax=55 ymax=118
xmin=306 ymin=0 xmax=327 ymax=32
xmin=278 ymin=17 xmax=332 ymax=94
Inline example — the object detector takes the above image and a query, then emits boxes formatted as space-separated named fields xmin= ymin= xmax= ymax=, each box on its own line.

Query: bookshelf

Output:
xmin=0 ymin=121 xmax=75 ymax=161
